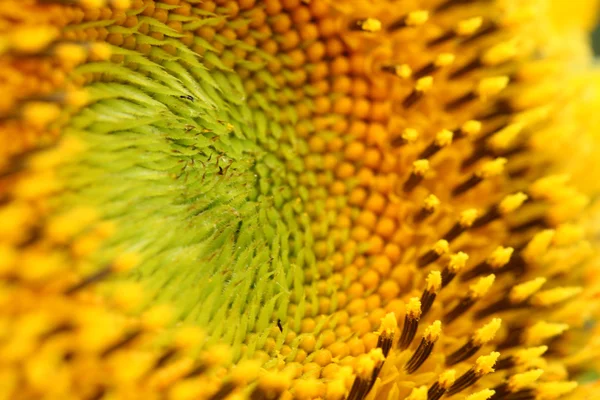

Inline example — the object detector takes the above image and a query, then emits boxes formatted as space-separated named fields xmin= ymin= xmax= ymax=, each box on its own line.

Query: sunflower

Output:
xmin=2 ymin=0 xmax=600 ymax=399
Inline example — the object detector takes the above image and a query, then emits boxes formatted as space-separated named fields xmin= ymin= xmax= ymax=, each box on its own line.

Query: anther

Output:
xmin=377 ymin=313 xmax=397 ymax=357
xmin=405 ymin=320 xmax=442 ymax=374
xmin=399 ymin=297 xmax=422 ymax=350
xmin=417 ymin=239 xmax=450 ymax=268
xmin=475 ymin=277 xmax=545 ymax=319
xmin=427 ymin=370 xmax=456 ymax=400
xmin=444 ymin=275 xmax=495 ymax=324
xmin=403 ymin=159 xmax=429 ymax=193
xmin=494 ymin=346 xmax=548 ymax=371
xmin=382 ymin=63 xmax=413 ymax=79
xmin=441 ymin=252 xmax=469 ymax=287
xmin=418 ymin=129 xmax=453 ymax=159
xmin=420 ymin=270 xmax=442 ymax=316
xmin=414 ymin=194 xmax=440 ymax=223
xmin=462 ymin=246 xmax=513 ymax=281
xmin=442 ymin=208 xmax=479 ymax=242
xmin=391 ymin=128 xmax=419 ymax=147
xmin=446 ymin=318 xmax=502 ymax=366
xmin=446 ymin=76 xmax=510 ymax=111
xmin=428 ymin=16 xmax=483 ymax=46
xmin=452 ymin=158 xmax=506 ymax=197
xmin=413 ymin=53 xmax=455 ymax=79
xmin=471 ymin=192 xmax=528 ymax=228
xmin=388 ymin=10 xmax=429 ymax=31
xmin=447 ymin=352 xmax=499 ymax=395
xmin=351 ymin=18 xmax=382 ymax=32
xmin=403 ymin=76 xmax=433 ymax=108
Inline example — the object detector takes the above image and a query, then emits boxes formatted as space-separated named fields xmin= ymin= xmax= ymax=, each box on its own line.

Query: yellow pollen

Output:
xmin=415 ymin=76 xmax=433 ymax=92
xmin=406 ymin=297 xmax=422 ymax=319
xmin=514 ymin=346 xmax=549 ymax=364
xmin=529 ymin=175 xmax=571 ymax=200
xmin=435 ymin=129 xmax=454 ymax=147
xmin=459 ymin=208 xmax=479 ymax=227
xmin=412 ymin=159 xmax=430 ymax=176
xmin=456 ymin=17 xmax=484 ymax=36
xmin=423 ymin=194 xmax=441 ymax=212
xmin=474 ymin=318 xmax=502 ymax=345
xmin=461 ymin=120 xmax=482 ymax=137
xmin=55 ymin=43 xmax=87 ymax=65
xmin=509 ymin=369 xmax=544 ymax=391
xmin=21 ymin=102 xmax=62 ymax=129
xmin=402 ymin=128 xmax=419 ymax=142
xmin=553 ymin=223 xmax=585 ymax=246
xmin=89 ymin=42 xmax=112 ymax=60
xmin=395 ymin=64 xmax=413 ymax=78
xmin=465 ymin=389 xmax=496 ymax=400
xmin=378 ymin=312 xmax=397 ymax=335
xmin=359 ymin=18 xmax=382 ymax=32
xmin=522 ymin=230 xmax=555 ymax=264
xmin=476 ymin=76 xmax=510 ymax=100
xmin=424 ymin=320 xmax=442 ymax=342
xmin=474 ymin=351 xmax=500 ymax=375
xmin=448 ymin=251 xmax=469 ymax=271
xmin=525 ymin=321 xmax=569 ymax=346
xmin=482 ymin=40 xmax=519 ymax=66
xmin=406 ymin=11 xmax=429 ymax=26
xmin=10 ymin=26 xmax=59 ymax=53
xmin=435 ymin=53 xmax=456 ymax=67
xmin=531 ymin=287 xmax=582 ymax=307
xmin=434 ymin=240 xmax=451 ymax=256
xmin=426 ymin=270 xmax=442 ymax=292
xmin=470 ymin=275 xmax=495 ymax=298
xmin=499 ymin=192 xmax=528 ymax=214
xmin=510 ymin=277 xmax=547 ymax=303
xmin=439 ymin=369 xmax=456 ymax=388
xmin=476 ymin=158 xmax=507 ymax=178
xmin=489 ymin=123 xmax=524 ymax=151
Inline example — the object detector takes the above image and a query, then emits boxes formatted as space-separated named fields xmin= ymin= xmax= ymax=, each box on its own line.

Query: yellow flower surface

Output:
xmin=1 ymin=0 xmax=600 ymax=399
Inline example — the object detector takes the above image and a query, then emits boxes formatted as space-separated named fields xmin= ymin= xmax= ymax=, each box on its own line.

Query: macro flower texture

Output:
xmin=4 ymin=0 xmax=600 ymax=399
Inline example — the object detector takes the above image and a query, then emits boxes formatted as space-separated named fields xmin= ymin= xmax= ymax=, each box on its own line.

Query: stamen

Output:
xmin=399 ymin=297 xmax=422 ymax=350
xmin=446 ymin=76 xmax=509 ymax=111
xmin=405 ymin=320 xmax=442 ymax=374
xmin=472 ymin=192 xmax=528 ymax=228
xmin=455 ymin=120 xmax=483 ymax=140
xmin=382 ymin=64 xmax=413 ymax=79
xmin=403 ymin=159 xmax=430 ymax=193
xmin=427 ymin=370 xmax=456 ymax=400
xmin=495 ymin=346 xmax=548 ymax=370
xmin=414 ymin=194 xmax=440 ymax=223
xmin=403 ymin=76 xmax=433 ymax=108
xmin=443 ymin=208 xmax=479 ymax=242
xmin=64 ymin=253 xmax=139 ymax=294
xmin=452 ymin=158 xmax=506 ymax=197
xmin=391 ymin=128 xmax=419 ymax=147
xmin=444 ymin=274 xmax=495 ymax=324
xmin=476 ymin=277 xmax=545 ymax=319
xmin=420 ymin=270 xmax=442 ymax=316
xmin=441 ymin=251 xmax=469 ymax=287
xmin=447 ymin=351 xmax=499 ymax=395
xmin=428 ymin=17 xmax=483 ymax=46
xmin=376 ymin=312 xmax=397 ymax=357
xmin=446 ymin=318 xmax=502 ymax=366
xmin=466 ymin=389 xmax=496 ymax=400
xmin=417 ymin=239 xmax=450 ymax=268
xmin=388 ymin=10 xmax=429 ymax=31
xmin=352 ymin=18 xmax=382 ymax=32
xmin=413 ymin=53 xmax=455 ymax=79
xmin=418 ymin=129 xmax=453 ymax=159
xmin=406 ymin=386 xmax=428 ymax=400
xmin=524 ymin=321 xmax=569 ymax=346
xmin=531 ymin=287 xmax=582 ymax=307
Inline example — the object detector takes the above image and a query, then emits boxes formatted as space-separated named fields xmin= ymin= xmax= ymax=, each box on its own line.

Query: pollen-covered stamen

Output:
xmin=524 ymin=321 xmax=569 ymax=346
xmin=377 ymin=313 xmax=397 ymax=357
xmin=447 ymin=351 xmax=500 ymax=395
xmin=488 ymin=123 xmax=525 ymax=153
xmin=418 ymin=129 xmax=454 ymax=159
xmin=465 ymin=123 xmax=525 ymax=169
xmin=462 ymin=246 xmax=514 ymax=281
xmin=427 ymin=369 xmax=456 ymax=400
xmin=492 ymin=368 xmax=544 ymax=398
xmin=466 ymin=389 xmax=496 ymax=400
xmin=403 ymin=159 xmax=430 ymax=193
xmin=446 ymin=76 xmax=510 ymax=111
xmin=405 ymin=320 xmax=442 ymax=374
xmin=420 ymin=270 xmax=442 ymax=316
xmin=450 ymin=40 xmax=519 ymax=79
xmin=348 ymin=349 xmax=385 ymax=400
xmin=531 ymin=287 xmax=582 ymax=307
xmin=443 ymin=208 xmax=479 ymax=242
xmin=403 ymin=76 xmax=433 ymax=108
xmin=399 ymin=297 xmax=422 ymax=350
xmin=522 ymin=229 xmax=555 ymax=264
xmin=417 ymin=239 xmax=450 ymax=268
xmin=444 ymin=274 xmax=495 ymax=324
xmin=495 ymin=346 xmax=548 ymax=370
xmin=351 ymin=18 xmax=382 ymax=32
xmin=382 ymin=63 xmax=413 ymax=79
xmin=446 ymin=318 xmax=502 ymax=366
xmin=388 ymin=10 xmax=429 ymax=31
xmin=452 ymin=157 xmax=507 ymax=197
xmin=454 ymin=120 xmax=483 ymax=140
xmin=413 ymin=53 xmax=456 ymax=79
xmin=414 ymin=194 xmax=441 ymax=223
xmin=472 ymin=192 xmax=529 ymax=229
xmin=391 ymin=128 xmax=419 ymax=147
xmin=441 ymin=251 xmax=469 ymax=287
xmin=427 ymin=16 xmax=483 ymax=47
xmin=476 ymin=277 xmax=546 ymax=319
xmin=535 ymin=381 xmax=578 ymax=400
